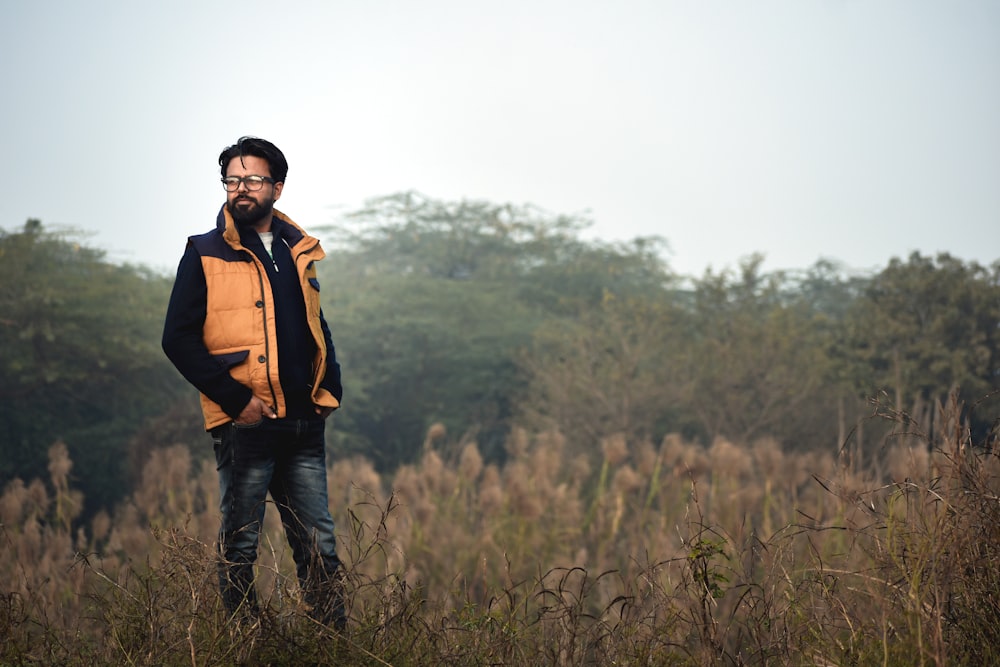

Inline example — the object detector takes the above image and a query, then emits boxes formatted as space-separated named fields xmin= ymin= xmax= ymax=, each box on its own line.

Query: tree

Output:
xmin=326 ymin=272 xmax=535 ymax=467
xmin=675 ymin=256 xmax=841 ymax=448
xmin=517 ymin=291 xmax=686 ymax=456
xmin=319 ymin=192 xmax=675 ymax=467
xmin=322 ymin=191 xmax=588 ymax=281
xmin=0 ymin=220 xmax=186 ymax=514
xmin=845 ymin=252 xmax=1000 ymax=444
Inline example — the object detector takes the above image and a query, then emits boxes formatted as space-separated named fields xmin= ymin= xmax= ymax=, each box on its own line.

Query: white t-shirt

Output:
xmin=257 ymin=231 xmax=274 ymax=260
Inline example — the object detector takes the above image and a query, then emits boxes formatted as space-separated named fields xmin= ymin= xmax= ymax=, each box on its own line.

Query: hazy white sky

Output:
xmin=2 ymin=0 xmax=998 ymax=277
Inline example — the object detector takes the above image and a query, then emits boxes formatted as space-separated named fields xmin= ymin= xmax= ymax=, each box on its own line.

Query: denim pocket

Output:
xmin=233 ymin=418 xmax=264 ymax=429
xmin=212 ymin=429 xmax=231 ymax=471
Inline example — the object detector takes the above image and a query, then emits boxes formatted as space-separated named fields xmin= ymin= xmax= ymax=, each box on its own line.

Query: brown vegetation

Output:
xmin=2 ymin=397 xmax=998 ymax=666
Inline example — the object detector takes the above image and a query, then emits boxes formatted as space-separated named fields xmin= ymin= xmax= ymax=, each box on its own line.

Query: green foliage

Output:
xmin=0 ymin=220 xmax=187 ymax=515
xmin=677 ymin=256 xmax=844 ymax=448
xmin=317 ymin=195 xmax=1000 ymax=470
xmin=330 ymin=272 xmax=534 ymax=466
xmin=846 ymin=252 xmax=1000 ymax=443
xmin=848 ymin=253 xmax=990 ymax=399
xmin=520 ymin=255 xmax=863 ymax=456
xmin=321 ymin=192 xmax=675 ymax=467
xmin=4 ymin=197 xmax=999 ymax=518
xmin=519 ymin=292 xmax=687 ymax=453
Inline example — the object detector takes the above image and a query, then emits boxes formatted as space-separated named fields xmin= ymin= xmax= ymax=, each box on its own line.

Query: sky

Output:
xmin=2 ymin=0 xmax=998 ymax=278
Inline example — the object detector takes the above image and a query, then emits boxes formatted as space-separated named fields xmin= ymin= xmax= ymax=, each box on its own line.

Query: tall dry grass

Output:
xmin=1 ymin=395 xmax=997 ymax=665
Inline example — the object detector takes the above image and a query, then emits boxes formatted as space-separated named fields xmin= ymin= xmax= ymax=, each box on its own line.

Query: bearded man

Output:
xmin=162 ymin=136 xmax=345 ymax=629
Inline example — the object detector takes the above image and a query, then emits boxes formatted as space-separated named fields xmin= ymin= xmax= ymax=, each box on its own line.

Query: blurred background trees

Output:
xmin=0 ymin=219 xmax=190 ymax=515
xmin=1 ymin=198 xmax=998 ymax=521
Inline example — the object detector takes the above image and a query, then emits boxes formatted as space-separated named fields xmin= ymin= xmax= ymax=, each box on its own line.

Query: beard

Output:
xmin=227 ymin=195 xmax=274 ymax=228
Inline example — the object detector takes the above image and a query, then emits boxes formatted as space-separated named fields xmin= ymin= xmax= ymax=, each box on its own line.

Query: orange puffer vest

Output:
xmin=190 ymin=206 xmax=340 ymax=430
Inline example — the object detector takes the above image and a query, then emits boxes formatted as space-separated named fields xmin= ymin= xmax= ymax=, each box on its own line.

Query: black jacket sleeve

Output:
xmin=318 ymin=308 xmax=344 ymax=404
xmin=161 ymin=242 xmax=252 ymax=419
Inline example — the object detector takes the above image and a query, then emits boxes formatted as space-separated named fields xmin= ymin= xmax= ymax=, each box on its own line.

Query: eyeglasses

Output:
xmin=221 ymin=175 xmax=275 ymax=192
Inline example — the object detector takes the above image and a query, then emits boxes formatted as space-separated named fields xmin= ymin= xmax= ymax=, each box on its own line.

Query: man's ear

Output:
xmin=273 ymin=181 xmax=284 ymax=201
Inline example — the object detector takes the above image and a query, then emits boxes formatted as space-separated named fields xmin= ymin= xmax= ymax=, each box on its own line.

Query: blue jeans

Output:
xmin=212 ymin=417 xmax=344 ymax=626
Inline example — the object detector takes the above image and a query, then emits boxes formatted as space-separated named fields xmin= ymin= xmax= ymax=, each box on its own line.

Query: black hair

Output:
xmin=218 ymin=136 xmax=288 ymax=183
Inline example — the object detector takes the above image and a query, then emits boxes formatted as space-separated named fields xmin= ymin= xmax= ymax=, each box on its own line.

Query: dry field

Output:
xmin=2 ymin=399 xmax=998 ymax=666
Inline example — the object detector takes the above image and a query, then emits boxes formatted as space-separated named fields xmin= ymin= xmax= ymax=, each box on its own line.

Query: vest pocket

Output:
xmin=213 ymin=349 xmax=252 ymax=386
xmin=213 ymin=350 xmax=250 ymax=369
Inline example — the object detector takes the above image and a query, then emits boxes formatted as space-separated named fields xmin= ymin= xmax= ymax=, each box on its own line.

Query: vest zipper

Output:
xmin=250 ymin=254 xmax=280 ymax=410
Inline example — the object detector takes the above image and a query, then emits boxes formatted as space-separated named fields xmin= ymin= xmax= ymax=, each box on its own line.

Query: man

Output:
xmin=162 ymin=136 xmax=345 ymax=628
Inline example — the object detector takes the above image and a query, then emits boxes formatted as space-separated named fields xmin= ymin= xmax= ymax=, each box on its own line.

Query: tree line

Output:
xmin=1 ymin=195 xmax=998 ymax=516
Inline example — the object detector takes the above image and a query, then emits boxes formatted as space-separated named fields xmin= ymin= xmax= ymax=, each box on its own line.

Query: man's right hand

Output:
xmin=235 ymin=396 xmax=277 ymax=424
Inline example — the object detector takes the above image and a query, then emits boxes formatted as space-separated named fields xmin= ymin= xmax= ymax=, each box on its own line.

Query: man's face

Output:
xmin=224 ymin=155 xmax=283 ymax=228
